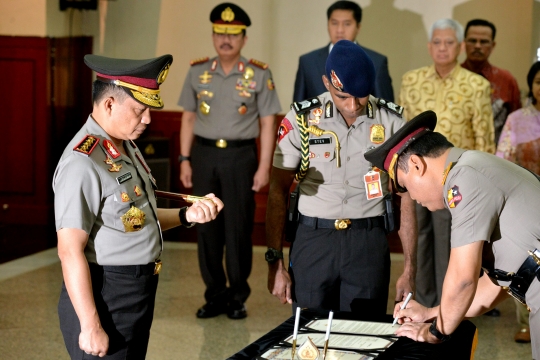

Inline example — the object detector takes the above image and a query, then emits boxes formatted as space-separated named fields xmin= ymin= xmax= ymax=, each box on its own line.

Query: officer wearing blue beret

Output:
xmin=266 ymin=40 xmax=417 ymax=316
xmin=54 ymin=54 xmax=223 ymax=358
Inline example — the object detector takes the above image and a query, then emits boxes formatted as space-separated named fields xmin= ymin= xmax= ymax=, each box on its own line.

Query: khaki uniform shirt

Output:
xmin=274 ymin=93 xmax=405 ymax=219
xmin=53 ymin=116 xmax=162 ymax=265
xmin=443 ymin=147 xmax=540 ymax=312
xmin=178 ymin=56 xmax=281 ymax=140
xmin=399 ymin=64 xmax=495 ymax=153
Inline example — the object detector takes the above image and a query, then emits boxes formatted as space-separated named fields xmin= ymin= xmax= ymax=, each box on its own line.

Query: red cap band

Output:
xmin=383 ymin=127 xmax=428 ymax=171
xmin=96 ymin=73 xmax=158 ymax=89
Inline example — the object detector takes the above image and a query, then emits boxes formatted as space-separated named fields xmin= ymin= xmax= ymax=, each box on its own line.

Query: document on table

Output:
xmin=284 ymin=333 xmax=393 ymax=350
xmin=305 ymin=319 xmax=397 ymax=336
xmin=260 ymin=347 xmax=374 ymax=360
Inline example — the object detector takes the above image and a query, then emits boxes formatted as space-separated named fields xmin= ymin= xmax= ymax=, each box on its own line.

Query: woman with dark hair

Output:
xmin=496 ymin=61 xmax=540 ymax=343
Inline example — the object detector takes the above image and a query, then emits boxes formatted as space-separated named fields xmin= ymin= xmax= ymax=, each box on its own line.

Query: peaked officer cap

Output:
xmin=325 ymin=40 xmax=375 ymax=98
xmin=210 ymin=3 xmax=251 ymax=35
xmin=364 ymin=110 xmax=437 ymax=191
xmin=84 ymin=54 xmax=173 ymax=109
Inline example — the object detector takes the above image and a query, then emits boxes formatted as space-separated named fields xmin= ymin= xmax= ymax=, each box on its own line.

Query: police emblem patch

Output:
xmin=447 ymin=185 xmax=462 ymax=208
xmin=103 ymin=140 xmax=121 ymax=159
xmin=278 ymin=118 xmax=293 ymax=143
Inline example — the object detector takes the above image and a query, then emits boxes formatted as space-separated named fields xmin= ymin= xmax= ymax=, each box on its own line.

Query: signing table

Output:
xmin=230 ymin=310 xmax=477 ymax=360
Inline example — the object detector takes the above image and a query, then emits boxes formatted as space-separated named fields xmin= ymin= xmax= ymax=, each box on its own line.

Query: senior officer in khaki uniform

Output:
xmin=266 ymin=40 xmax=417 ymax=316
xmin=365 ymin=111 xmax=540 ymax=359
xmin=54 ymin=54 xmax=223 ymax=359
xmin=178 ymin=2 xmax=281 ymax=319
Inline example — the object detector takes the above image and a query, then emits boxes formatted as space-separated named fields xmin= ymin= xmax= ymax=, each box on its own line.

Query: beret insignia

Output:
xmin=190 ymin=57 xmax=210 ymax=66
xmin=249 ymin=58 xmax=268 ymax=70
xmin=330 ymin=70 xmax=343 ymax=91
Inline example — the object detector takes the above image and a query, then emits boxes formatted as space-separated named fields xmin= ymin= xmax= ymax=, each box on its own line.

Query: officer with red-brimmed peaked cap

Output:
xmin=178 ymin=2 xmax=281 ymax=321
xmin=364 ymin=111 xmax=540 ymax=360
xmin=266 ymin=39 xmax=417 ymax=317
xmin=54 ymin=54 xmax=223 ymax=358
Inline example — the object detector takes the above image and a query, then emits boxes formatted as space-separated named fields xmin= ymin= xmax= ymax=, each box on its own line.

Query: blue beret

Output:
xmin=325 ymin=40 xmax=375 ymax=98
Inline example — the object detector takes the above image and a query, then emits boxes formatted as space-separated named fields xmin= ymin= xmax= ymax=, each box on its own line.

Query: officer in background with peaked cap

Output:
xmin=54 ymin=54 xmax=223 ymax=358
xmin=365 ymin=111 xmax=540 ymax=359
xmin=177 ymin=3 xmax=281 ymax=320
xmin=266 ymin=40 xmax=417 ymax=317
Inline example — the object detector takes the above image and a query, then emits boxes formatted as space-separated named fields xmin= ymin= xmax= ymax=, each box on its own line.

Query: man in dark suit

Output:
xmin=293 ymin=1 xmax=394 ymax=102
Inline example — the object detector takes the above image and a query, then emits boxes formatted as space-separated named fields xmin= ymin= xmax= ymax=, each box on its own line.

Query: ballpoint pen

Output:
xmin=292 ymin=307 xmax=300 ymax=359
xmin=393 ymin=292 xmax=413 ymax=326
xmin=322 ymin=310 xmax=333 ymax=360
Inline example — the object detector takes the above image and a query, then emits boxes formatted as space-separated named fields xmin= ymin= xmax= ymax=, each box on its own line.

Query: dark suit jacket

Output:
xmin=293 ymin=44 xmax=394 ymax=102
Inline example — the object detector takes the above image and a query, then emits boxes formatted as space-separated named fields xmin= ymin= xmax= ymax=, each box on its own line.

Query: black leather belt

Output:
xmin=299 ymin=214 xmax=385 ymax=231
xmin=101 ymin=260 xmax=162 ymax=276
xmin=485 ymin=249 xmax=540 ymax=310
xmin=195 ymin=136 xmax=256 ymax=149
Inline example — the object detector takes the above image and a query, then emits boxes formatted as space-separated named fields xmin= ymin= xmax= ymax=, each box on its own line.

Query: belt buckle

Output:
xmin=216 ymin=139 xmax=227 ymax=148
xmin=154 ymin=260 xmax=162 ymax=275
xmin=334 ymin=219 xmax=351 ymax=230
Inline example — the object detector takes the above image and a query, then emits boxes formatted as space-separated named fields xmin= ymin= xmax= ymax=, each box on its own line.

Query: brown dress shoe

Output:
xmin=514 ymin=327 xmax=531 ymax=343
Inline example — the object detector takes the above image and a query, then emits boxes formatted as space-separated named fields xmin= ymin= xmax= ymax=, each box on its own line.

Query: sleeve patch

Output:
xmin=278 ymin=117 xmax=294 ymax=143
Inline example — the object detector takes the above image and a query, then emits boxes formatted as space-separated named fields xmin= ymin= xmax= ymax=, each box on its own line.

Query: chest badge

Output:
xmin=120 ymin=206 xmax=146 ymax=232
xmin=200 ymin=101 xmax=210 ymax=115
xmin=121 ymin=192 xmax=130 ymax=202
xmin=199 ymin=71 xmax=213 ymax=84
xmin=370 ymin=124 xmax=385 ymax=144
xmin=134 ymin=185 xmax=143 ymax=196
xmin=104 ymin=156 xmax=122 ymax=172
xmin=238 ymin=103 xmax=248 ymax=115
xmin=103 ymin=140 xmax=121 ymax=159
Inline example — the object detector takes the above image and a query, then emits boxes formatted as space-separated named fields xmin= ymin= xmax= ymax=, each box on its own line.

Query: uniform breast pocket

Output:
xmin=232 ymin=89 xmax=256 ymax=106
xmin=106 ymin=188 xmax=146 ymax=232
xmin=308 ymin=144 xmax=336 ymax=183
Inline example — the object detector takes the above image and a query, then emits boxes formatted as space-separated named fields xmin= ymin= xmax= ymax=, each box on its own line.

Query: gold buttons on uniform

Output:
xmin=216 ymin=139 xmax=228 ymax=148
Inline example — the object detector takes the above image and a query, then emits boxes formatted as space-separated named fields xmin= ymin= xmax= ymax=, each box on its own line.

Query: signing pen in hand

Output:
xmin=392 ymin=292 xmax=413 ymax=326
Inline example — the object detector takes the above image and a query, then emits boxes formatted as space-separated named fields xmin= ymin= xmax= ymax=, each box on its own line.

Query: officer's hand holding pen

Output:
xmin=185 ymin=193 xmax=224 ymax=223
xmin=392 ymin=298 xmax=434 ymax=325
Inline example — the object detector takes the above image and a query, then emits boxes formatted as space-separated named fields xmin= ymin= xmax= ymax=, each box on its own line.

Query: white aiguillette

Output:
xmin=297 ymin=336 xmax=319 ymax=360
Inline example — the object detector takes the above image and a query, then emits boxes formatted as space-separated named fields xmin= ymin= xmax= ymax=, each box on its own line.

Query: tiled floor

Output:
xmin=0 ymin=242 xmax=532 ymax=359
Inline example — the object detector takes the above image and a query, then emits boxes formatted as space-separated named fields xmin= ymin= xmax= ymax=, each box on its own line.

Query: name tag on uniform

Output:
xmin=364 ymin=170 xmax=383 ymax=200
xmin=309 ymin=137 xmax=332 ymax=145
xmin=116 ymin=172 xmax=133 ymax=185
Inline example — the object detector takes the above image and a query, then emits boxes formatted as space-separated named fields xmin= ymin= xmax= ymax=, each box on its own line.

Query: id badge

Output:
xmin=364 ymin=170 xmax=383 ymax=200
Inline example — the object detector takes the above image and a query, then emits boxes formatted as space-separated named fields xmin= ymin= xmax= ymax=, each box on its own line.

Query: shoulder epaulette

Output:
xmin=376 ymin=98 xmax=403 ymax=117
xmin=291 ymin=97 xmax=321 ymax=115
xmin=248 ymin=58 xmax=268 ymax=70
xmin=190 ymin=57 xmax=209 ymax=66
xmin=73 ymin=135 xmax=100 ymax=156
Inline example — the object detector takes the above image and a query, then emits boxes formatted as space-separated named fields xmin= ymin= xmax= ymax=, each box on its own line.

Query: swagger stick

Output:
xmin=155 ymin=190 xmax=211 ymax=203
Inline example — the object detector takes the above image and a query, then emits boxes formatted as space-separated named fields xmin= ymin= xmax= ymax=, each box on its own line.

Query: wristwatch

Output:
xmin=429 ymin=319 xmax=451 ymax=342
xmin=265 ymin=248 xmax=284 ymax=264
xmin=178 ymin=206 xmax=195 ymax=228
xmin=178 ymin=155 xmax=191 ymax=163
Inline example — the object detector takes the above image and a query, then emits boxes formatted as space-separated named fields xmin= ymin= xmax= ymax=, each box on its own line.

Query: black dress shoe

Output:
xmin=483 ymin=308 xmax=501 ymax=317
xmin=196 ymin=302 xmax=227 ymax=318
xmin=227 ymin=300 xmax=247 ymax=319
